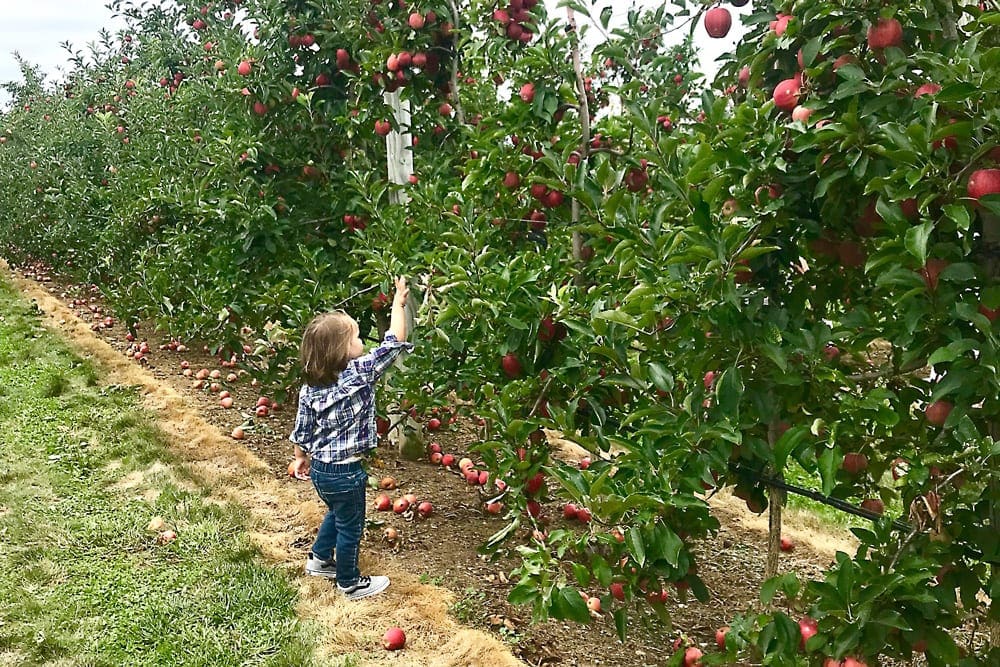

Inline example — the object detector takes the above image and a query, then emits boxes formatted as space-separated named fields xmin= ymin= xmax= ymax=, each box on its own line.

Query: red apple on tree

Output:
xmin=861 ymin=498 xmax=885 ymax=516
xmin=867 ymin=18 xmax=903 ymax=49
xmin=703 ymin=7 xmax=732 ymax=38
xmin=791 ymin=105 xmax=814 ymax=123
xmin=501 ymin=353 xmax=522 ymax=378
xmin=842 ymin=452 xmax=868 ymax=475
xmin=925 ymin=400 xmax=953 ymax=426
xmin=968 ymin=169 xmax=1000 ymax=200
xmin=770 ymin=13 xmax=792 ymax=36
xmin=914 ymin=82 xmax=941 ymax=98
xmin=773 ymin=78 xmax=801 ymax=112
xmin=519 ymin=82 xmax=535 ymax=103
xmin=798 ymin=616 xmax=819 ymax=649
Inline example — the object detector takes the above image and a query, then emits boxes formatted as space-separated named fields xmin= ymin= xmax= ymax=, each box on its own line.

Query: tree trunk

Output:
xmin=566 ymin=7 xmax=590 ymax=267
xmin=765 ymin=419 xmax=784 ymax=584
xmin=979 ymin=209 xmax=1000 ymax=653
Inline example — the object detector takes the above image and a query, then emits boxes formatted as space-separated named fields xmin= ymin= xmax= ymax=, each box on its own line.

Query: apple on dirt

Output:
xmin=780 ymin=536 xmax=794 ymax=552
xmin=715 ymin=626 xmax=729 ymax=649
xmin=393 ymin=497 xmax=410 ymax=513
xmin=683 ymin=646 xmax=703 ymax=667
xmin=379 ymin=476 xmax=397 ymax=490
xmin=374 ymin=493 xmax=392 ymax=511
xmin=382 ymin=627 xmax=406 ymax=651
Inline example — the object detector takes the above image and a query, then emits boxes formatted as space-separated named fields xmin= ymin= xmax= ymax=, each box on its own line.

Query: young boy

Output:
xmin=289 ymin=276 xmax=412 ymax=600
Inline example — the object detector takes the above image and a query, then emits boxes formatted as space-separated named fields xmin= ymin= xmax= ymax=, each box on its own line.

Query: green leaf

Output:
xmin=716 ymin=367 xmax=743 ymax=419
xmin=801 ymin=36 xmax=822 ymax=68
xmin=934 ymin=82 xmax=978 ymax=103
xmin=507 ymin=580 xmax=538 ymax=605
xmin=904 ymin=221 xmax=933 ymax=264
xmin=836 ymin=63 xmax=866 ymax=82
xmin=613 ymin=608 xmax=627 ymax=642
xmin=627 ymin=526 xmax=646 ymax=567
xmin=553 ymin=586 xmax=592 ymax=623
xmin=818 ymin=446 xmax=838 ymax=496
xmin=760 ymin=572 xmax=799 ymax=605
xmin=942 ymin=203 xmax=971 ymax=230
xmin=648 ymin=362 xmax=674 ymax=392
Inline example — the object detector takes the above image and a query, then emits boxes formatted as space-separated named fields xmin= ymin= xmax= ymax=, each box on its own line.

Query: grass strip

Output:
xmin=0 ymin=279 xmax=319 ymax=667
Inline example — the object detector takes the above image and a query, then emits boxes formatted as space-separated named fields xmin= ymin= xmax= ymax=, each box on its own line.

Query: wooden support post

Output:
xmin=384 ymin=89 xmax=413 ymax=206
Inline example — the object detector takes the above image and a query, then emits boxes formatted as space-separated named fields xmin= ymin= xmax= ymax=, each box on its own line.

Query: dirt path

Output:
xmin=3 ymin=260 xmax=524 ymax=667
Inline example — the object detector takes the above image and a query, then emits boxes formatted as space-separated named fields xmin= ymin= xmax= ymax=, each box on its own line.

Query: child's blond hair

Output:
xmin=300 ymin=311 xmax=356 ymax=386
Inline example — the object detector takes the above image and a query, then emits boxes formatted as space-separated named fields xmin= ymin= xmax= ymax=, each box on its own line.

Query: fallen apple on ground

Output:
xmin=382 ymin=627 xmax=406 ymax=650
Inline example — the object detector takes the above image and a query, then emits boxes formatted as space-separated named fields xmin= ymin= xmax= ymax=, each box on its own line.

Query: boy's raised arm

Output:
xmin=389 ymin=276 xmax=409 ymax=341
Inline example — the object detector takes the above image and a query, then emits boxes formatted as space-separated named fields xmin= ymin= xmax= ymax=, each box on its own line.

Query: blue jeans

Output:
xmin=309 ymin=459 xmax=367 ymax=587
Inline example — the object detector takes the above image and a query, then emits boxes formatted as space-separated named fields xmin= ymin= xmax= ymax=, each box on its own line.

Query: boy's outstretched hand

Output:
xmin=393 ymin=276 xmax=409 ymax=306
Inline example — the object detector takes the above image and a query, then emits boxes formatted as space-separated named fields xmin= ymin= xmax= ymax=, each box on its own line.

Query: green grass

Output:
xmin=0 ymin=279 xmax=320 ymax=666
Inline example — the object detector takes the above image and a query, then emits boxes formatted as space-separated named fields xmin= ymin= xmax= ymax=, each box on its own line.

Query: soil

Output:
xmin=7 ymin=260 xmax=918 ymax=667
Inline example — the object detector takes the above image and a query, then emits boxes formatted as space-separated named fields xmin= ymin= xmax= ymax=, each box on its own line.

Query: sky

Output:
xmin=0 ymin=0 xmax=748 ymax=103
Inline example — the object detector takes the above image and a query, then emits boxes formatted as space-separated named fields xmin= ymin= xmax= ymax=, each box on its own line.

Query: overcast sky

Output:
xmin=0 ymin=0 xmax=747 ymax=103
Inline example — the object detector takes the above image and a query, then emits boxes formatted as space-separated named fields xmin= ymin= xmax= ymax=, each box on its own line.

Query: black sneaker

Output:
xmin=337 ymin=575 xmax=390 ymax=600
xmin=305 ymin=554 xmax=336 ymax=581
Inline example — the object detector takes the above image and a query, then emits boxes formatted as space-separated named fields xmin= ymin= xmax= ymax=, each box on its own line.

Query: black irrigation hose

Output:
xmin=725 ymin=460 xmax=998 ymax=565
xmin=727 ymin=460 xmax=912 ymax=532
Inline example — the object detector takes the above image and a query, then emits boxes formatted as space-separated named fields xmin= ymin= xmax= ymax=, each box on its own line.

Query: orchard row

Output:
xmin=1 ymin=0 xmax=998 ymax=664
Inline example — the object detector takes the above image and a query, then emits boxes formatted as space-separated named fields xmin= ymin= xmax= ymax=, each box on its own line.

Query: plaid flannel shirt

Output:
xmin=290 ymin=333 xmax=413 ymax=463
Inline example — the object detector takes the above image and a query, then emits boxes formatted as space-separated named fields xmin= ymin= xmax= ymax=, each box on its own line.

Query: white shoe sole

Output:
xmin=306 ymin=569 xmax=337 ymax=580
xmin=339 ymin=579 xmax=390 ymax=600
